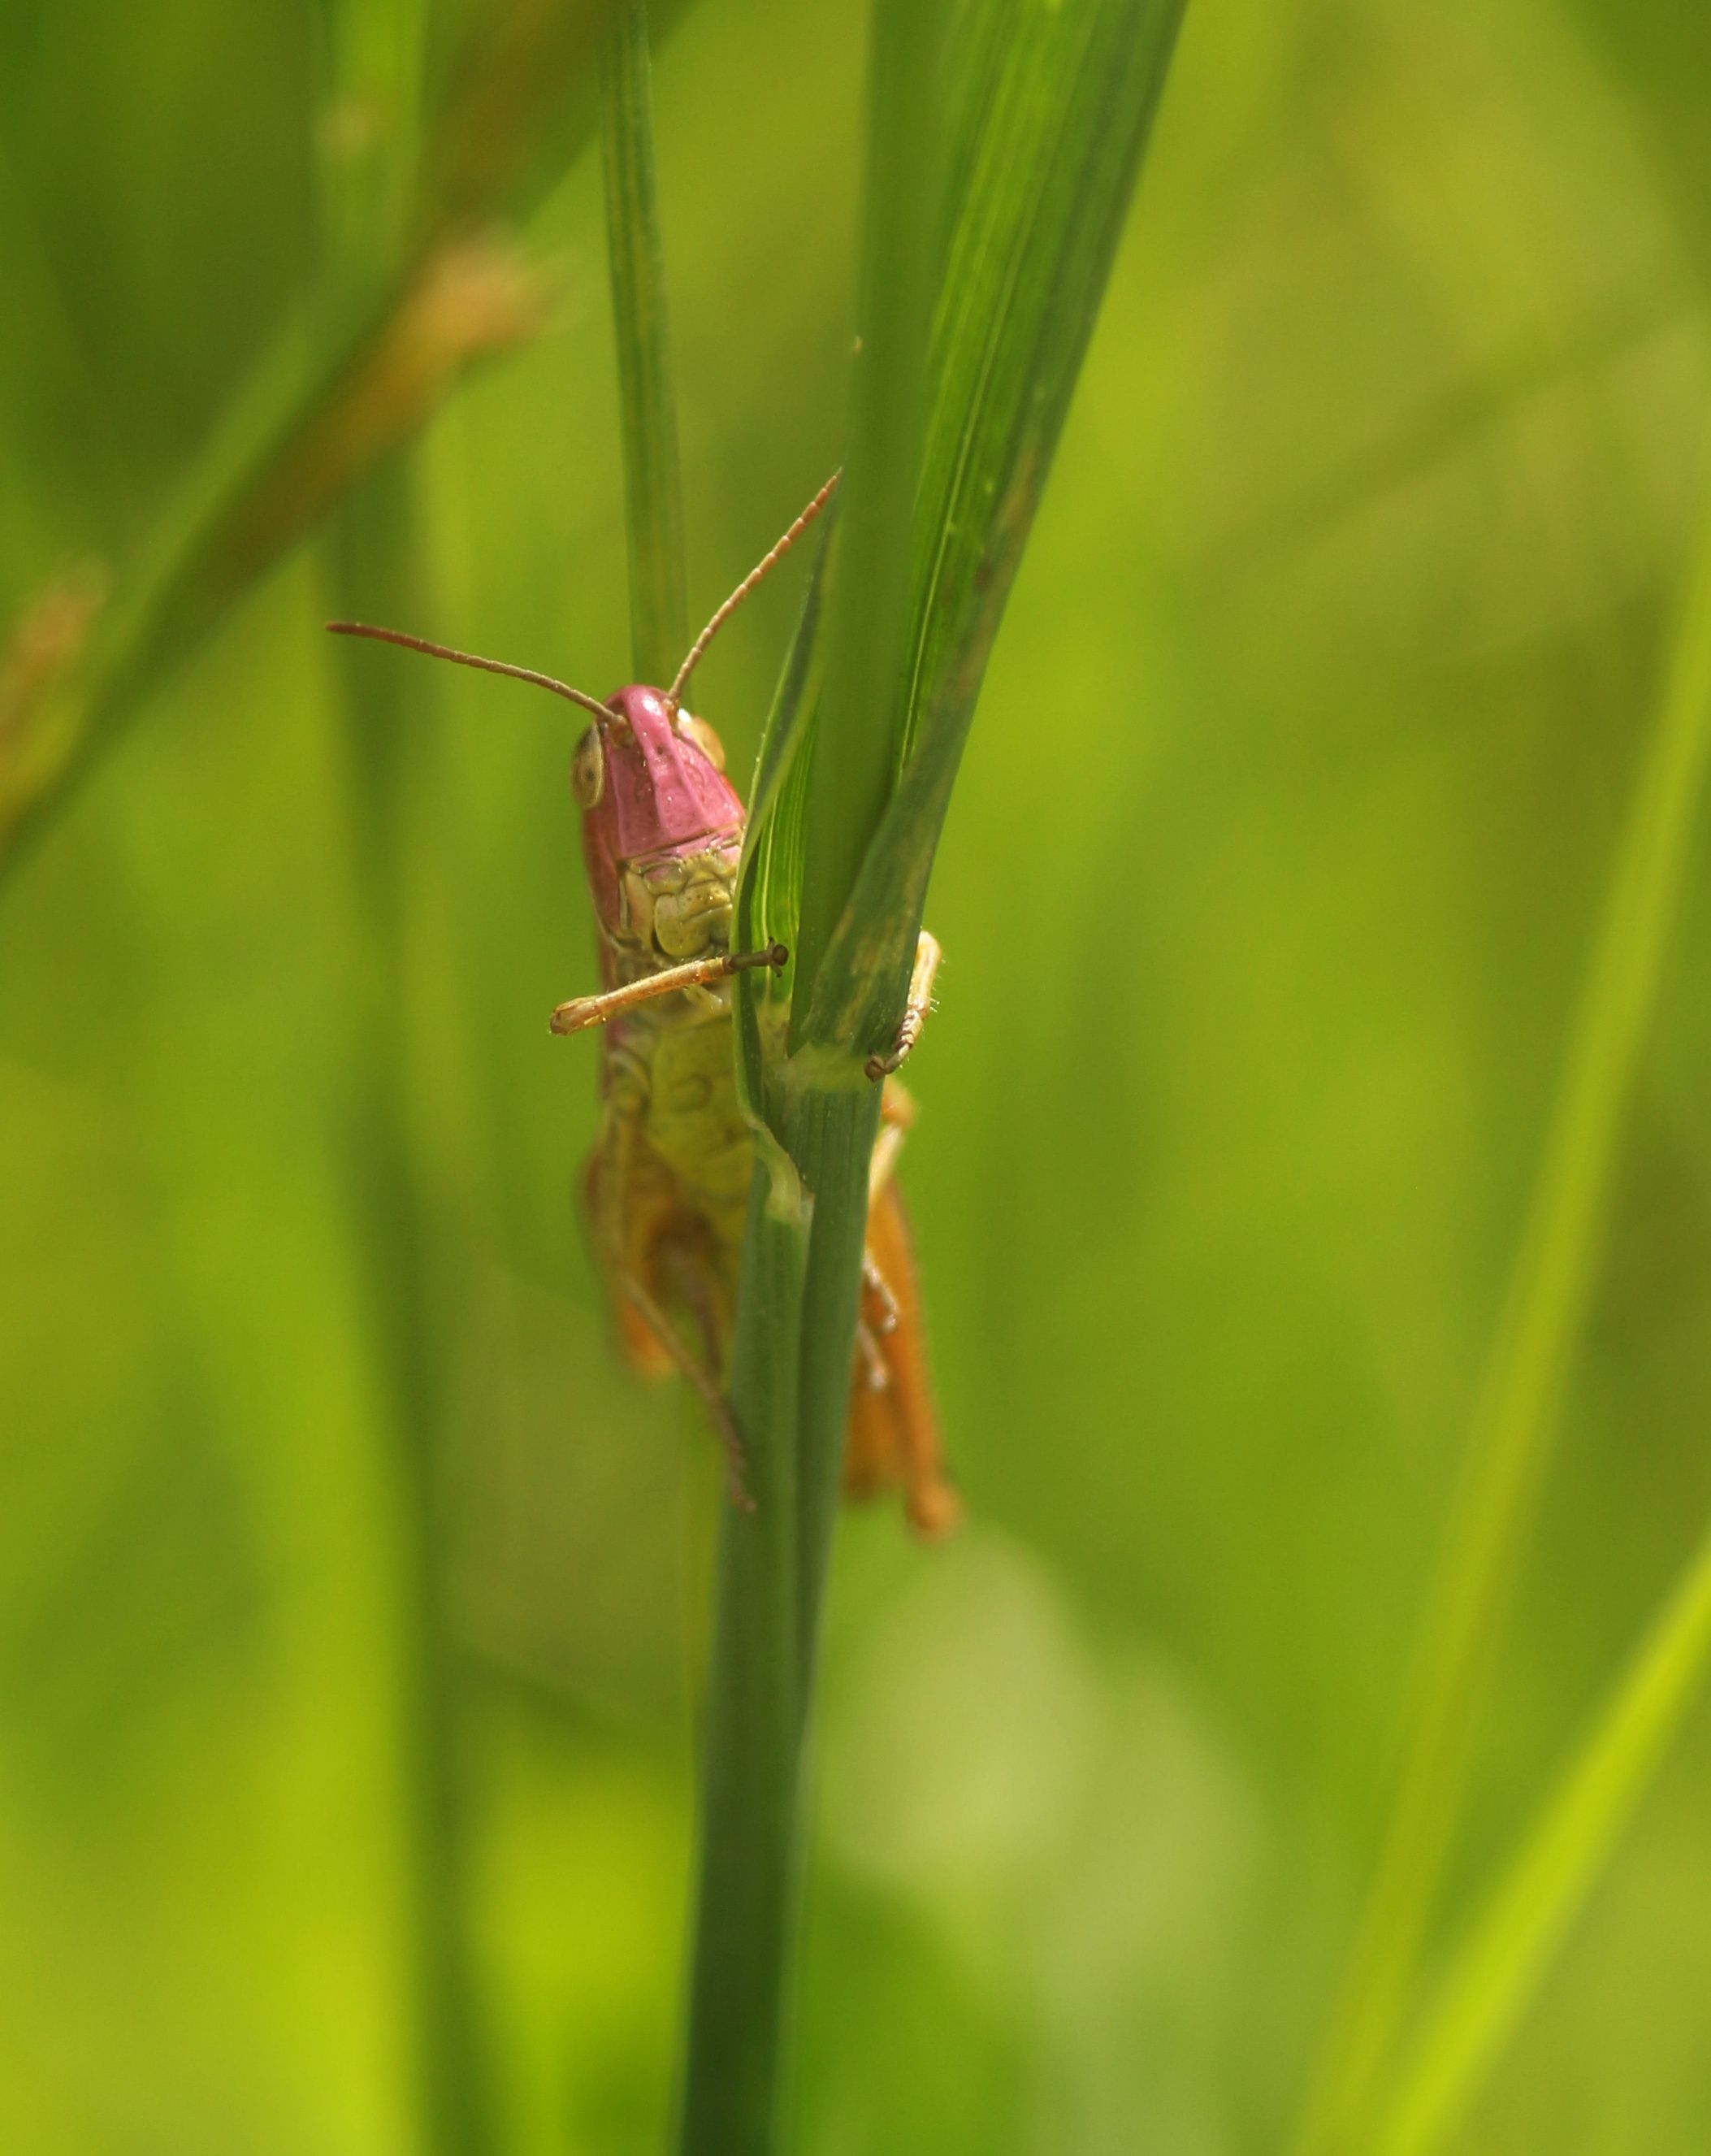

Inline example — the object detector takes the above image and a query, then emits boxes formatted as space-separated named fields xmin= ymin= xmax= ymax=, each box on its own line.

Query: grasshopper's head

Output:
xmin=323 ymin=474 xmax=841 ymax=956
xmin=574 ymin=685 xmax=743 ymax=945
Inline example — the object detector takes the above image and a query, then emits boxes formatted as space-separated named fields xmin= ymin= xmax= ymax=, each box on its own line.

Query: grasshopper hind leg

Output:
xmin=583 ymin=1147 xmax=752 ymax=1507
xmin=615 ymin=1256 xmax=752 ymax=1512
xmin=847 ymin=1181 xmax=960 ymax=1539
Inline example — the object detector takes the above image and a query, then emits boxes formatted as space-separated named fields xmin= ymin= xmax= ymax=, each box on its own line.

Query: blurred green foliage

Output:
xmin=4 ymin=0 xmax=1711 ymax=2150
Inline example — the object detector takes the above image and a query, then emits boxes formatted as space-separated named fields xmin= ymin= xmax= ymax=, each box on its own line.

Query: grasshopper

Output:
xmin=328 ymin=476 xmax=957 ymax=1536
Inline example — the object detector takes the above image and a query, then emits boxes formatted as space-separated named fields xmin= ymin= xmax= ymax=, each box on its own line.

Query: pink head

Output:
xmin=571 ymin=686 xmax=743 ymax=929
xmin=323 ymin=468 xmax=843 ymax=935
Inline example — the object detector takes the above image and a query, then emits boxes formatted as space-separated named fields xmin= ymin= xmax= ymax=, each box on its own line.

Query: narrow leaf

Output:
xmin=800 ymin=0 xmax=1188 ymax=1061
xmin=788 ymin=0 xmax=948 ymax=1039
xmin=1294 ymin=484 xmax=1711 ymax=2155
xmin=1377 ymin=1509 xmax=1711 ymax=2156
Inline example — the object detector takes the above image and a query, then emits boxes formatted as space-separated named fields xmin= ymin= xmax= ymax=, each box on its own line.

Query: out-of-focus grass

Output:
xmin=5 ymin=0 xmax=1711 ymax=2151
xmin=1380 ymin=1489 xmax=1711 ymax=2154
xmin=1297 ymin=362 xmax=1711 ymax=2156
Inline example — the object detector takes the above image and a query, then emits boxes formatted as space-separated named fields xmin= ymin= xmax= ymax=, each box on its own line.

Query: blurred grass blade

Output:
xmin=600 ymin=0 xmax=689 ymax=684
xmin=316 ymin=0 xmax=425 ymax=306
xmin=327 ymin=460 xmax=501 ymax=2156
xmin=410 ymin=0 xmax=692 ymax=260
xmin=1376 ymin=1507 xmax=1711 ymax=2156
xmin=318 ymin=5 xmax=499 ymax=2149
xmin=0 ymin=242 xmax=548 ymax=878
xmin=0 ymin=0 xmax=708 ymax=891
xmin=1295 ymin=487 xmax=1711 ymax=2154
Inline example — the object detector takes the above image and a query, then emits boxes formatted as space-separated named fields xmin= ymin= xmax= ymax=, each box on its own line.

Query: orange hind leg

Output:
xmin=844 ymin=1179 xmax=959 ymax=1539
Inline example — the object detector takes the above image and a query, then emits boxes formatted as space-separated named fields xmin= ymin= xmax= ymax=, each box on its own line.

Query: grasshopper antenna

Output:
xmin=667 ymin=468 xmax=841 ymax=708
xmin=326 ymin=621 xmax=616 ymax=722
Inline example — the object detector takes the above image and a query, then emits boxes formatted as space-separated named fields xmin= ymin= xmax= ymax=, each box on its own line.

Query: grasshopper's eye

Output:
xmin=677 ymin=710 xmax=726 ymax=773
xmin=570 ymin=725 xmax=605 ymax=809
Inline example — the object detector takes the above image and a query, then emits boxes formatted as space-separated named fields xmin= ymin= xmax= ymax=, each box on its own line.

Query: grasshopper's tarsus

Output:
xmin=865 ymin=929 xmax=942 ymax=1081
xmin=551 ymin=941 xmax=786 ymax=1035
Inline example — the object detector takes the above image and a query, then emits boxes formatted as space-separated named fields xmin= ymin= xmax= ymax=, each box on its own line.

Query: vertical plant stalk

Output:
xmin=328 ymin=466 xmax=497 ymax=2156
xmin=1377 ymin=1503 xmax=1711 ymax=2156
xmin=677 ymin=1146 xmax=812 ymax=2156
xmin=591 ymin=6 xmax=807 ymax=2145
xmin=1296 ymin=492 xmax=1711 ymax=2154
xmin=682 ymin=2 xmax=1186 ymax=2144
xmin=320 ymin=6 xmax=497 ymax=2150
xmin=680 ymin=4 xmax=945 ymax=2145
xmin=600 ymin=0 xmax=689 ymax=688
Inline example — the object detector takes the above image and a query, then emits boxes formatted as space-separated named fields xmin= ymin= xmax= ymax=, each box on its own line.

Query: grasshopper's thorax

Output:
xmin=575 ymin=684 xmax=752 ymax=1233
xmin=604 ymin=835 xmax=743 ymax=984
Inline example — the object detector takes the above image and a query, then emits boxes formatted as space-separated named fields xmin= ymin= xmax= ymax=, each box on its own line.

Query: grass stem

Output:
xmin=589 ymin=7 xmax=811 ymax=2144
xmin=676 ymin=1149 xmax=811 ymax=2155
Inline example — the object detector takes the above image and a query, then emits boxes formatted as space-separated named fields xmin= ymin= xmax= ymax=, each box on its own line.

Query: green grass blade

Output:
xmin=786 ymin=0 xmax=947 ymax=1035
xmin=1294 ymin=488 xmax=1711 ymax=2154
xmin=789 ymin=0 xmax=1189 ymax=1644
xmin=733 ymin=538 xmax=832 ymax=1121
xmin=782 ymin=0 xmax=956 ymax=1690
xmin=799 ymin=0 xmax=1188 ymax=1062
xmin=681 ymin=5 xmax=1189 ymax=2145
xmin=1377 ymin=1507 xmax=1711 ymax=2156
xmin=600 ymin=0 xmax=689 ymax=686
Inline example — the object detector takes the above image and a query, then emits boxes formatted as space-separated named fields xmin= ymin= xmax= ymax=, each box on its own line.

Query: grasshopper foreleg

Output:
xmin=865 ymin=930 xmax=941 ymax=1080
xmin=552 ymin=942 xmax=786 ymax=1036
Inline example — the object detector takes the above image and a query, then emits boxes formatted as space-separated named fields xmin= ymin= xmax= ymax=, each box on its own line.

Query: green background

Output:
xmin=4 ymin=0 xmax=1711 ymax=2147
